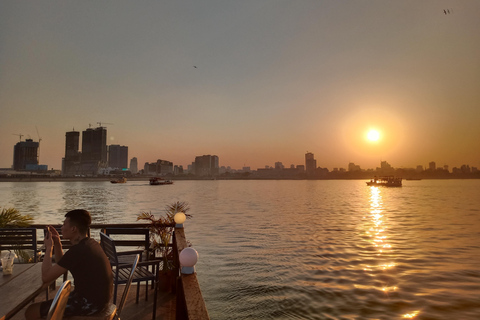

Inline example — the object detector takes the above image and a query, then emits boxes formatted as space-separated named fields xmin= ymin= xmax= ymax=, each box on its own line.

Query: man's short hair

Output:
xmin=65 ymin=209 xmax=91 ymax=235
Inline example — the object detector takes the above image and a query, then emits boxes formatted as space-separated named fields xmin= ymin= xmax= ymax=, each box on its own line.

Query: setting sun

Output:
xmin=367 ymin=129 xmax=381 ymax=142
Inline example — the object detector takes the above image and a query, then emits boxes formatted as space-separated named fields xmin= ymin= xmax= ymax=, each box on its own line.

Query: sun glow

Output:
xmin=367 ymin=129 xmax=380 ymax=142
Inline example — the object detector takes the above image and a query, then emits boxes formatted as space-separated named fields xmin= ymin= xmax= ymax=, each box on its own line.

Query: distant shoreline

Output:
xmin=0 ymin=176 xmax=479 ymax=182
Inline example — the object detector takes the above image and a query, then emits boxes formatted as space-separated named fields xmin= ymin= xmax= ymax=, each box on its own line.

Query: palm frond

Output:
xmin=136 ymin=201 xmax=193 ymax=271
xmin=137 ymin=211 xmax=155 ymax=222
xmin=0 ymin=208 xmax=34 ymax=228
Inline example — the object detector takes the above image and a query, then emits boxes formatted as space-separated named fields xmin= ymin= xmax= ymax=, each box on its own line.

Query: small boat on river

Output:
xmin=149 ymin=177 xmax=173 ymax=185
xmin=110 ymin=177 xmax=127 ymax=184
xmin=366 ymin=176 xmax=402 ymax=187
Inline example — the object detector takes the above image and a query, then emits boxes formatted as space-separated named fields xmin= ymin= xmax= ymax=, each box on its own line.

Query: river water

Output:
xmin=1 ymin=179 xmax=479 ymax=319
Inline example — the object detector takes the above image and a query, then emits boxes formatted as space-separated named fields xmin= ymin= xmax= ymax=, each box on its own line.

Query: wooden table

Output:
xmin=0 ymin=263 xmax=52 ymax=320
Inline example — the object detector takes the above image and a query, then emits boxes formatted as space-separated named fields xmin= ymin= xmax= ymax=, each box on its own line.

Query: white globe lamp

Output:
xmin=174 ymin=212 xmax=186 ymax=228
xmin=179 ymin=247 xmax=198 ymax=274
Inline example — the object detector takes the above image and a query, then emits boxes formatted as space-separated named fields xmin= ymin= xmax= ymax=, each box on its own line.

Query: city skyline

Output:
xmin=4 ymin=125 xmax=478 ymax=173
xmin=1 ymin=2 xmax=480 ymax=171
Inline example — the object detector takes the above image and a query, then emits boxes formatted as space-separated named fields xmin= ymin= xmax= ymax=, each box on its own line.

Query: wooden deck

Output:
xmin=3 ymin=224 xmax=209 ymax=320
xmin=9 ymin=283 xmax=176 ymax=320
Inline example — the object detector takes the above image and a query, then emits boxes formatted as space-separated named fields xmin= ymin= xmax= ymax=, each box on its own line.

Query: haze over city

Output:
xmin=1 ymin=1 xmax=479 ymax=171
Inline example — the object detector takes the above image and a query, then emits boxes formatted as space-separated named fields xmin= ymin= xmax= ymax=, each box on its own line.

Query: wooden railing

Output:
xmin=173 ymin=228 xmax=210 ymax=320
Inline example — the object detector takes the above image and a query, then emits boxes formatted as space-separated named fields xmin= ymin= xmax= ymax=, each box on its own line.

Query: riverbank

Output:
xmin=1 ymin=175 xmax=479 ymax=182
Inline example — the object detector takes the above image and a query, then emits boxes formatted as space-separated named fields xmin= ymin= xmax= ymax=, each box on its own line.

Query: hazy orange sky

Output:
xmin=1 ymin=1 xmax=479 ymax=171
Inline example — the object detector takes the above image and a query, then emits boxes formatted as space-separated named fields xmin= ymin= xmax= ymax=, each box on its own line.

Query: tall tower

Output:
xmin=130 ymin=157 xmax=138 ymax=174
xmin=63 ymin=130 xmax=81 ymax=175
xmin=65 ymin=131 xmax=80 ymax=159
xmin=305 ymin=152 xmax=316 ymax=176
xmin=81 ymin=126 xmax=107 ymax=174
xmin=82 ymin=127 xmax=107 ymax=162
xmin=13 ymin=139 xmax=39 ymax=170
xmin=194 ymin=155 xmax=219 ymax=176
xmin=108 ymin=145 xmax=128 ymax=169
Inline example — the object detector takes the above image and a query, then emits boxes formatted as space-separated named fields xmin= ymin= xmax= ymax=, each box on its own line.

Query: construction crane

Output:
xmin=36 ymin=126 xmax=42 ymax=143
xmin=97 ymin=122 xmax=114 ymax=128
xmin=36 ymin=126 xmax=42 ymax=163
xmin=12 ymin=133 xmax=23 ymax=141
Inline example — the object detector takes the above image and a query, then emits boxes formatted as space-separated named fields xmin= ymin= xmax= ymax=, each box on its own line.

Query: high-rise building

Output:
xmin=13 ymin=139 xmax=39 ymax=170
xmin=348 ymin=162 xmax=361 ymax=172
xmin=82 ymin=127 xmax=107 ymax=162
xmin=156 ymin=159 xmax=173 ymax=175
xmin=108 ymin=145 xmax=128 ymax=169
xmin=65 ymin=131 xmax=80 ymax=159
xmin=429 ymin=161 xmax=436 ymax=171
xmin=195 ymin=155 xmax=219 ymax=176
xmin=305 ymin=152 xmax=316 ymax=176
xmin=275 ymin=162 xmax=284 ymax=170
xmin=380 ymin=161 xmax=392 ymax=170
xmin=130 ymin=157 xmax=138 ymax=174
xmin=62 ymin=130 xmax=81 ymax=176
xmin=81 ymin=127 xmax=107 ymax=174
xmin=143 ymin=159 xmax=173 ymax=175
xmin=174 ymin=165 xmax=184 ymax=175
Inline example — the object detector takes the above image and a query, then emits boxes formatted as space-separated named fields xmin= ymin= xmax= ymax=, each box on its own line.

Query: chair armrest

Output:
xmin=137 ymin=259 xmax=163 ymax=267
xmin=116 ymin=250 xmax=145 ymax=256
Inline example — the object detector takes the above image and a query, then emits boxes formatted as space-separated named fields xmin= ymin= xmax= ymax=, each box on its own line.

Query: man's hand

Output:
xmin=44 ymin=228 xmax=53 ymax=252
xmin=42 ymin=225 xmax=67 ymax=284
xmin=47 ymin=225 xmax=61 ymax=246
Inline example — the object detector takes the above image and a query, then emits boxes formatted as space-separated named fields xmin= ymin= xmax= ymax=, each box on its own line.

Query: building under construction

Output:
xmin=13 ymin=139 xmax=40 ymax=171
xmin=62 ymin=126 xmax=108 ymax=176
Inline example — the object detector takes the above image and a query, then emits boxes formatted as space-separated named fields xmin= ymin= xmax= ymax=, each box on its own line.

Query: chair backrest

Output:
xmin=0 ymin=228 xmax=38 ymax=262
xmin=116 ymin=254 xmax=140 ymax=318
xmin=103 ymin=228 xmax=151 ymax=259
xmin=100 ymin=232 xmax=119 ymax=266
xmin=103 ymin=228 xmax=149 ymax=248
xmin=46 ymin=280 xmax=72 ymax=320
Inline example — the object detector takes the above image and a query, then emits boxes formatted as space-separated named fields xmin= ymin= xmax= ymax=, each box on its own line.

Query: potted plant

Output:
xmin=137 ymin=201 xmax=192 ymax=291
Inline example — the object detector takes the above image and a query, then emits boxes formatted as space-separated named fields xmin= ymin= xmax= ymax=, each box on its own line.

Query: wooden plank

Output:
xmin=180 ymin=274 xmax=210 ymax=320
xmin=0 ymin=263 xmax=51 ymax=320
xmin=0 ymin=264 xmax=36 ymax=288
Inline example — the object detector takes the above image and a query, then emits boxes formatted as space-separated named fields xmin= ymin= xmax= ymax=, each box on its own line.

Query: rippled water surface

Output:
xmin=1 ymin=179 xmax=479 ymax=319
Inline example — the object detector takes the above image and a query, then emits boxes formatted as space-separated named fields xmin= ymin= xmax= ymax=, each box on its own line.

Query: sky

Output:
xmin=1 ymin=1 xmax=479 ymax=171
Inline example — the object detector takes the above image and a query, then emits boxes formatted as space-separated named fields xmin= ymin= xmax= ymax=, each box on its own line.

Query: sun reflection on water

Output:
xmin=360 ymin=187 xmax=422 ymax=319
xmin=367 ymin=187 xmax=393 ymax=258
xmin=402 ymin=310 xmax=420 ymax=318
xmin=361 ymin=187 xmax=397 ymax=270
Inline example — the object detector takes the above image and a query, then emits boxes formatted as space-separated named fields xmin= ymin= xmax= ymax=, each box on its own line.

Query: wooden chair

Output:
xmin=69 ymin=254 xmax=140 ymax=320
xmin=46 ymin=280 xmax=72 ymax=320
xmin=0 ymin=228 xmax=39 ymax=262
xmin=100 ymin=233 xmax=161 ymax=320
xmin=115 ymin=253 xmax=139 ymax=319
xmin=101 ymin=227 xmax=151 ymax=263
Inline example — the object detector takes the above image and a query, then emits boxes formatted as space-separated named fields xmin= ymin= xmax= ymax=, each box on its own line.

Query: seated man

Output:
xmin=26 ymin=209 xmax=113 ymax=319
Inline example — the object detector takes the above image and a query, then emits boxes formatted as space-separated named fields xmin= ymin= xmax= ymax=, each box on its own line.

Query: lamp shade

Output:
xmin=179 ymin=247 xmax=198 ymax=274
xmin=174 ymin=212 xmax=186 ymax=224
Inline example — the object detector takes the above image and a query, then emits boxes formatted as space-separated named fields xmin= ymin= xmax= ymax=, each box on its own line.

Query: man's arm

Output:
xmin=42 ymin=229 xmax=67 ymax=283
